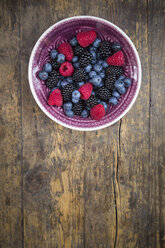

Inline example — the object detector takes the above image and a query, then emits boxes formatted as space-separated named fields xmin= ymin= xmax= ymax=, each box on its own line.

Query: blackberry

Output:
xmin=106 ymin=66 xmax=123 ymax=78
xmin=105 ymin=73 xmax=116 ymax=90
xmin=96 ymin=87 xmax=111 ymax=102
xmin=74 ymin=46 xmax=86 ymax=56
xmin=45 ymin=70 xmax=60 ymax=89
xmin=85 ymin=96 xmax=98 ymax=109
xmin=51 ymin=59 xmax=60 ymax=70
xmin=79 ymin=51 xmax=92 ymax=67
xmin=72 ymin=68 xmax=86 ymax=82
xmin=62 ymin=84 xmax=75 ymax=102
xmin=99 ymin=41 xmax=112 ymax=59
xmin=72 ymin=101 xmax=84 ymax=115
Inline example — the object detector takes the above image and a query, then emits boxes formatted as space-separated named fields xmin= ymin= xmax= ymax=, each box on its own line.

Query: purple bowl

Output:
xmin=28 ymin=16 xmax=142 ymax=131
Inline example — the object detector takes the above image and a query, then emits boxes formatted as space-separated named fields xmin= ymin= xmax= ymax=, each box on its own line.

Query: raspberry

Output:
xmin=77 ymin=30 xmax=97 ymax=48
xmin=72 ymin=68 xmax=86 ymax=82
xmin=99 ymin=41 xmax=112 ymax=59
xmin=107 ymin=51 xmax=125 ymax=66
xmin=85 ymin=96 xmax=98 ymax=108
xmin=62 ymin=84 xmax=75 ymax=102
xmin=45 ymin=70 xmax=60 ymax=89
xmin=96 ymin=87 xmax=111 ymax=102
xmin=79 ymin=83 xmax=93 ymax=100
xmin=48 ymin=88 xmax=63 ymax=107
xmin=72 ymin=101 xmax=84 ymax=115
xmin=51 ymin=59 xmax=60 ymax=70
xmin=58 ymin=42 xmax=74 ymax=61
xmin=73 ymin=46 xmax=86 ymax=56
xmin=106 ymin=66 xmax=123 ymax=77
xmin=59 ymin=62 xmax=74 ymax=77
xmin=79 ymin=51 xmax=92 ymax=67
xmin=105 ymin=74 xmax=116 ymax=90
xmin=90 ymin=104 xmax=105 ymax=120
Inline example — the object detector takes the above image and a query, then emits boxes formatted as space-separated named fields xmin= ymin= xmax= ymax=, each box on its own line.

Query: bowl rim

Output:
xmin=28 ymin=15 xmax=142 ymax=131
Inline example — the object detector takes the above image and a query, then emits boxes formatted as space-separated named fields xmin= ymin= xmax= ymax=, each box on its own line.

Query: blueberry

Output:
xmin=57 ymin=53 xmax=65 ymax=63
xmin=99 ymin=71 xmax=106 ymax=79
xmin=57 ymin=80 xmax=61 ymax=88
xmin=100 ymin=101 xmax=108 ymax=111
xmin=97 ymin=82 xmax=104 ymax=88
xmin=43 ymin=62 xmax=52 ymax=73
xmin=70 ymin=37 xmax=78 ymax=46
xmin=72 ymin=98 xmax=79 ymax=104
xmin=77 ymin=81 xmax=85 ymax=87
xmin=66 ymin=77 xmax=73 ymax=83
xmin=89 ymin=46 xmax=97 ymax=53
xmin=72 ymin=90 xmax=81 ymax=99
xmin=90 ymin=51 xmax=97 ymax=60
xmin=102 ymin=61 xmax=109 ymax=68
xmin=85 ymin=64 xmax=92 ymax=73
xmin=39 ymin=71 xmax=48 ymax=80
xmin=114 ymin=80 xmax=125 ymax=90
xmin=112 ymin=42 xmax=121 ymax=52
xmin=118 ymin=75 xmax=126 ymax=81
xmin=91 ymin=59 xmax=97 ymax=65
xmin=50 ymin=49 xmax=58 ymax=59
xmin=97 ymin=52 xmax=100 ymax=59
xmin=92 ymin=75 xmax=102 ymax=87
xmin=97 ymin=99 xmax=101 ymax=103
xmin=115 ymin=84 xmax=126 ymax=94
xmin=81 ymin=109 xmax=89 ymax=118
xmin=109 ymin=97 xmax=118 ymax=105
xmin=123 ymin=78 xmax=132 ymax=87
xmin=93 ymin=38 xmax=101 ymax=48
xmin=91 ymin=91 xmax=96 ymax=96
xmin=65 ymin=110 xmax=74 ymax=117
xmin=72 ymin=56 xmax=78 ymax=63
xmin=73 ymin=62 xmax=80 ymax=68
xmin=85 ymin=75 xmax=89 ymax=81
xmin=61 ymin=80 xmax=69 ymax=88
xmin=98 ymin=60 xmax=103 ymax=65
xmin=63 ymin=102 xmax=72 ymax=110
xmin=112 ymin=90 xmax=120 ymax=99
xmin=120 ymin=86 xmax=126 ymax=94
xmin=94 ymin=64 xmax=103 ymax=72
xmin=89 ymin=71 xmax=97 ymax=78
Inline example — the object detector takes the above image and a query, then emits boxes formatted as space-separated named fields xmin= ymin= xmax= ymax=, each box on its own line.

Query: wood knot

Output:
xmin=5 ymin=196 xmax=10 ymax=206
xmin=119 ymin=176 xmax=125 ymax=184
xmin=25 ymin=169 xmax=49 ymax=193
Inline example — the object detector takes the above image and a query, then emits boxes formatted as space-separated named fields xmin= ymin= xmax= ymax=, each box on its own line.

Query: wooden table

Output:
xmin=0 ymin=0 xmax=165 ymax=247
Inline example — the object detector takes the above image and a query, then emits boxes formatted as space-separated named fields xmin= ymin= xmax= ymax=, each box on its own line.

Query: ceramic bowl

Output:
xmin=28 ymin=16 xmax=142 ymax=131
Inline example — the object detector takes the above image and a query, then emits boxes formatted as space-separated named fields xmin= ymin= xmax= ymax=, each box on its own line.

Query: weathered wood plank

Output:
xmin=148 ymin=1 xmax=165 ymax=247
xmin=81 ymin=1 xmax=120 ymax=247
xmin=20 ymin=1 xmax=85 ymax=247
xmin=0 ymin=1 xmax=22 ymax=248
xmin=107 ymin=0 xmax=151 ymax=247
xmin=0 ymin=0 xmax=20 ymax=56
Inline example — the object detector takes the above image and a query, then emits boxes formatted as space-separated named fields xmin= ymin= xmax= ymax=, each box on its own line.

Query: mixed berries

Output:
xmin=38 ymin=30 xmax=132 ymax=120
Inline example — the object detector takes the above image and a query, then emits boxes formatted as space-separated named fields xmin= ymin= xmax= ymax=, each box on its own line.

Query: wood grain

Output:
xmin=110 ymin=1 xmax=151 ymax=247
xmin=148 ymin=1 xmax=165 ymax=247
xmin=0 ymin=1 xmax=22 ymax=247
xmin=0 ymin=0 xmax=165 ymax=247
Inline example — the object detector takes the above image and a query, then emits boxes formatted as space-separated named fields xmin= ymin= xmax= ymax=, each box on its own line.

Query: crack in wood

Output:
xmin=113 ymin=119 xmax=122 ymax=248
xmin=113 ymin=166 xmax=118 ymax=248
xmin=19 ymin=0 xmax=24 ymax=247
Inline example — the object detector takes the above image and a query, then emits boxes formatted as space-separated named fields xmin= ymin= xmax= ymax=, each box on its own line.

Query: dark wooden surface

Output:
xmin=0 ymin=0 xmax=165 ymax=247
